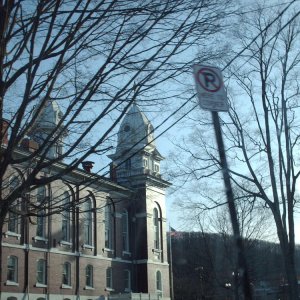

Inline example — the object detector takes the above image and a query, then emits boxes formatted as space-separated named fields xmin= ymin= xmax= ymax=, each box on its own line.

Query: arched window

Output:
xmin=37 ymin=259 xmax=47 ymax=284
xmin=7 ymin=256 xmax=18 ymax=283
xmin=106 ymin=267 xmax=112 ymax=289
xmin=36 ymin=186 xmax=46 ymax=238
xmin=83 ymin=197 xmax=93 ymax=246
xmin=86 ymin=265 xmax=93 ymax=287
xmin=125 ymin=158 xmax=131 ymax=170
xmin=124 ymin=269 xmax=131 ymax=292
xmin=105 ymin=202 xmax=114 ymax=249
xmin=156 ymin=270 xmax=162 ymax=298
xmin=8 ymin=176 xmax=21 ymax=233
xmin=62 ymin=192 xmax=71 ymax=242
xmin=153 ymin=207 xmax=160 ymax=250
xmin=122 ymin=210 xmax=129 ymax=252
xmin=7 ymin=297 xmax=17 ymax=300
xmin=62 ymin=262 xmax=71 ymax=286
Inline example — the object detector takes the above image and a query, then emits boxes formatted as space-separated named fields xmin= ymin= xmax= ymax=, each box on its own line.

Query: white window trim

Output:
xmin=4 ymin=231 xmax=21 ymax=239
xmin=122 ymin=250 xmax=131 ymax=256
xmin=35 ymin=282 xmax=47 ymax=288
xmin=33 ymin=236 xmax=48 ymax=243
xmin=5 ymin=280 xmax=19 ymax=286
xmin=61 ymin=284 xmax=72 ymax=289
xmin=59 ymin=240 xmax=72 ymax=247
xmin=82 ymin=244 xmax=94 ymax=250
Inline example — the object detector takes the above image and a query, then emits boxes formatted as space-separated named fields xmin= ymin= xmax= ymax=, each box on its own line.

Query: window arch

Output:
xmin=83 ymin=197 xmax=93 ymax=246
xmin=36 ymin=259 xmax=47 ymax=285
xmin=153 ymin=207 xmax=160 ymax=250
xmin=62 ymin=262 xmax=71 ymax=286
xmin=122 ymin=209 xmax=129 ymax=252
xmin=7 ymin=256 xmax=18 ymax=283
xmin=106 ymin=267 xmax=113 ymax=289
xmin=156 ymin=270 xmax=162 ymax=297
xmin=124 ymin=269 xmax=131 ymax=291
xmin=36 ymin=186 xmax=46 ymax=238
xmin=62 ymin=191 xmax=71 ymax=242
xmin=8 ymin=176 xmax=21 ymax=234
xmin=105 ymin=201 xmax=114 ymax=249
xmin=86 ymin=265 xmax=93 ymax=287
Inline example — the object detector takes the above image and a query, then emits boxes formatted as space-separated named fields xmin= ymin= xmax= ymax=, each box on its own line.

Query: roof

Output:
xmin=29 ymin=99 xmax=63 ymax=133
xmin=116 ymin=103 xmax=156 ymax=153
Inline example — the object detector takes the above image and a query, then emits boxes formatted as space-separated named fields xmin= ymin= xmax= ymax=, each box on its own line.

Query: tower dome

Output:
xmin=116 ymin=103 xmax=155 ymax=153
xmin=28 ymin=99 xmax=65 ymax=159
xmin=109 ymin=102 xmax=164 ymax=184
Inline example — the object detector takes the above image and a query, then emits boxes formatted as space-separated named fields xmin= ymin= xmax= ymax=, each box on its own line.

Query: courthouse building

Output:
xmin=1 ymin=101 xmax=171 ymax=300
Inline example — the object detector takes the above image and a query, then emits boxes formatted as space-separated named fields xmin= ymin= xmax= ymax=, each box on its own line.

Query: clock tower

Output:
xmin=109 ymin=103 xmax=171 ymax=298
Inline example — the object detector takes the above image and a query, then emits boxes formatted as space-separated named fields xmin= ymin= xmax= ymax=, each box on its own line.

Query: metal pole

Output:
xmin=211 ymin=111 xmax=252 ymax=300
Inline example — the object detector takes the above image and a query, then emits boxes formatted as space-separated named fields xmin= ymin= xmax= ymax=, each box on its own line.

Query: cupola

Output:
xmin=28 ymin=99 xmax=66 ymax=159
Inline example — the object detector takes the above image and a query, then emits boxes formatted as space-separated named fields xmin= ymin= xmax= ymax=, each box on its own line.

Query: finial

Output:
xmin=132 ymin=82 xmax=139 ymax=105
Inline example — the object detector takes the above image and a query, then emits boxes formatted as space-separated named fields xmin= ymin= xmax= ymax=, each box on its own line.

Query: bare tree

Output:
xmin=168 ymin=2 xmax=300 ymax=298
xmin=0 ymin=0 xmax=235 ymax=292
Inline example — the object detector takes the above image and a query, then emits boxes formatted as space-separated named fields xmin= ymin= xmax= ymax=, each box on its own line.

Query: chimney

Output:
xmin=81 ymin=161 xmax=94 ymax=173
xmin=20 ymin=138 xmax=39 ymax=152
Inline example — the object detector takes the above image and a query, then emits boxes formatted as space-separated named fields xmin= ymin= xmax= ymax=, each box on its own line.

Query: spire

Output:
xmin=28 ymin=99 xmax=65 ymax=159
xmin=108 ymin=102 xmax=164 ymax=184
xmin=116 ymin=102 xmax=155 ymax=153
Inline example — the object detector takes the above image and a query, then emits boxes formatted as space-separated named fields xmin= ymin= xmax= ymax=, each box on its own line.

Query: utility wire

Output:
xmin=18 ymin=0 xmax=300 ymax=211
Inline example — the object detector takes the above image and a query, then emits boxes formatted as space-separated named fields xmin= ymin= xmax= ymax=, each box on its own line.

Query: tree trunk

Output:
xmin=276 ymin=216 xmax=299 ymax=299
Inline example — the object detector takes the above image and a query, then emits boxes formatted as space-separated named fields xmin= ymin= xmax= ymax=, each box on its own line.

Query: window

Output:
xmin=144 ymin=159 xmax=148 ymax=167
xmin=125 ymin=159 xmax=131 ymax=170
xmin=86 ymin=265 xmax=93 ymax=287
xmin=8 ymin=177 xmax=21 ymax=234
xmin=36 ymin=186 xmax=46 ymax=238
xmin=36 ymin=259 xmax=47 ymax=285
xmin=124 ymin=269 xmax=131 ymax=291
xmin=83 ymin=197 xmax=93 ymax=246
xmin=62 ymin=262 xmax=71 ymax=286
xmin=122 ymin=210 xmax=129 ymax=252
xmin=7 ymin=256 xmax=18 ymax=283
xmin=153 ymin=208 xmax=160 ymax=250
xmin=156 ymin=271 xmax=162 ymax=298
xmin=105 ymin=203 xmax=113 ymax=249
xmin=106 ymin=267 xmax=112 ymax=289
xmin=62 ymin=192 xmax=71 ymax=242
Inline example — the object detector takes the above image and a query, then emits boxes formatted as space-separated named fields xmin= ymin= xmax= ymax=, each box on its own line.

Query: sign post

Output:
xmin=193 ymin=65 xmax=252 ymax=300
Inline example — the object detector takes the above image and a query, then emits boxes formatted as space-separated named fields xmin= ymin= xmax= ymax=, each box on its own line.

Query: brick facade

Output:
xmin=1 ymin=104 xmax=171 ymax=300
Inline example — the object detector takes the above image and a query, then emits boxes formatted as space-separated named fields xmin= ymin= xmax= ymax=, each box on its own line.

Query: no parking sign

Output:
xmin=193 ymin=65 xmax=228 ymax=112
